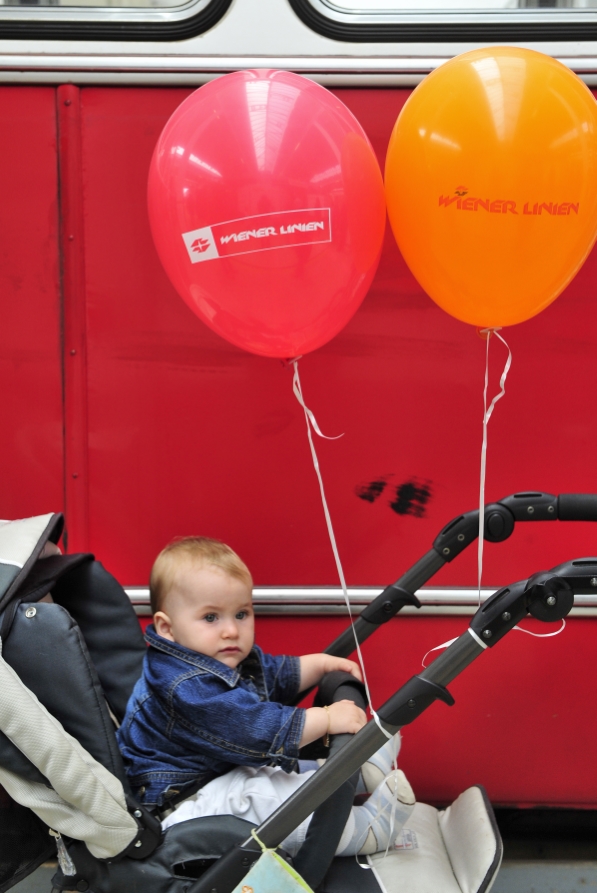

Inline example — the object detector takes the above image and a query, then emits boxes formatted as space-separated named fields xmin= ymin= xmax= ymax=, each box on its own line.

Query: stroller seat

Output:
xmin=0 ymin=514 xmax=502 ymax=893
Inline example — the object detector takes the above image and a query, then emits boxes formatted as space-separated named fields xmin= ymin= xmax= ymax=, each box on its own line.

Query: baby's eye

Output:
xmin=204 ymin=613 xmax=217 ymax=623
xmin=236 ymin=611 xmax=248 ymax=620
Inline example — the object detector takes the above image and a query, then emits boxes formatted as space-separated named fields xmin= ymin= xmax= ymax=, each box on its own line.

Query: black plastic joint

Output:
xmin=433 ymin=503 xmax=517 ymax=561
xmin=525 ymin=572 xmax=574 ymax=621
xmin=117 ymin=798 xmax=162 ymax=860
xmin=483 ymin=503 xmax=515 ymax=542
xmin=469 ymin=579 xmax=529 ymax=647
xmin=499 ymin=491 xmax=557 ymax=521
xmin=433 ymin=509 xmax=478 ymax=561
xmin=360 ymin=585 xmax=421 ymax=625
xmin=376 ymin=675 xmax=455 ymax=727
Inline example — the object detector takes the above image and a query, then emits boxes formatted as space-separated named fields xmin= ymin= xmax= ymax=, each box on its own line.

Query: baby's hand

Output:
xmin=327 ymin=700 xmax=367 ymax=735
xmin=324 ymin=655 xmax=363 ymax=682
xmin=299 ymin=653 xmax=363 ymax=693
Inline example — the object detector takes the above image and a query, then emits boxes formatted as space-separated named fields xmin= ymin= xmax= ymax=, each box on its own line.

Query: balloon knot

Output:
xmin=281 ymin=355 xmax=302 ymax=368
xmin=476 ymin=327 xmax=502 ymax=340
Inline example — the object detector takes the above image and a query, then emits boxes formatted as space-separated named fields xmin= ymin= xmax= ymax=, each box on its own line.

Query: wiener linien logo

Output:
xmin=182 ymin=209 xmax=332 ymax=264
xmin=438 ymin=186 xmax=579 ymax=216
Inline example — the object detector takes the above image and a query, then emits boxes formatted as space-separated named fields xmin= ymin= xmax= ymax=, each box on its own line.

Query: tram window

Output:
xmin=0 ymin=0 xmax=212 ymax=9
xmin=290 ymin=0 xmax=597 ymax=40
xmin=322 ymin=0 xmax=597 ymax=8
xmin=0 ymin=0 xmax=230 ymax=40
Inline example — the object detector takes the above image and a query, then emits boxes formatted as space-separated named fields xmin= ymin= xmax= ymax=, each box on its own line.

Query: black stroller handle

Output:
xmin=325 ymin=491 xmax=597 ymax=659
xmin=189 ymin=556 xmax=584 ymax=893
xmin=558 ymin=493 xmax=597 ymax=521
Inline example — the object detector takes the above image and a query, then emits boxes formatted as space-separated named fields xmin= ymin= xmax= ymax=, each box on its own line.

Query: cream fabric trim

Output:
xmin=0 ymin=642 xmax=137 ymax=859
xmin=0 ymin=515 xmax=54 ymax=570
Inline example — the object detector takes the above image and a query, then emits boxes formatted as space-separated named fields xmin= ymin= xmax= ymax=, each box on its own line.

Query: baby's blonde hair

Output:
xmin=150 ymin=537 xmax=252 ymax=615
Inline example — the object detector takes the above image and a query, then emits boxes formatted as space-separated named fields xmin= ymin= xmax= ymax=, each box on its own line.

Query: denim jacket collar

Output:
xmin=144 ymin=624 xmax=246 ymax=688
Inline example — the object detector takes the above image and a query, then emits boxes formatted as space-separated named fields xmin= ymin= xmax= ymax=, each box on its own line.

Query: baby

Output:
xmin=118 ymin=537 xmax=415 ymax=856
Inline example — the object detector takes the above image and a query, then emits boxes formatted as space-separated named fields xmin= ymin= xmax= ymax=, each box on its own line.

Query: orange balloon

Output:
xmin=385 ymin=48 xmax=597 ymax=327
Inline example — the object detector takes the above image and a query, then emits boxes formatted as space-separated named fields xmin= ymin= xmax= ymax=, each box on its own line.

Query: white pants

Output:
xmin=162 ymin=765 xmax=316 ymax=855
xmin=161 ymin=756 xmax=416 ymax=858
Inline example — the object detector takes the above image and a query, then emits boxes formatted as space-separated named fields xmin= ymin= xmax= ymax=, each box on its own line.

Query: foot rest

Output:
xmin=367 ymin=786 xmax=503 ymax=893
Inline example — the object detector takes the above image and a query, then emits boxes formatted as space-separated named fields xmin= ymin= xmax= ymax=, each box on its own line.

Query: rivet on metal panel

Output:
xmin=70 ymin=349 xmax=76 ymax=355
xmin=72 ymin=473 xmax=79 ymax=479
xmin=64 ymin=99 xmax=71 ymax=106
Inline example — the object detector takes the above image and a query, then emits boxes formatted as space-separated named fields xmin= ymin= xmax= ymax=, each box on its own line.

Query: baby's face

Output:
xmin=154 ymin=563 xmax=254 ymax=669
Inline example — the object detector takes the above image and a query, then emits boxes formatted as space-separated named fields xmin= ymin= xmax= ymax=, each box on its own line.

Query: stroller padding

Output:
xmin=367 ymin=787 xmax=502 ymax=893
xmin=62 ymin=816 xmax=257 ymax=893
xmin=50 ymin=560 xmax=146 ymax=722
xmin=3 ymin=602 xmax=128 ymax=786
xmin=0 ymin=643 xmax=138 ymax=860
xmin=439 ymin=785 xmax=502 ymax=893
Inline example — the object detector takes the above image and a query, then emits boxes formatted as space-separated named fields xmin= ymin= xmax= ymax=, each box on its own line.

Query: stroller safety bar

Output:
xmin=191 ymin=554 xmax=585 ymax=893
xmin=326 ymin=491 xmax=597 ymax=659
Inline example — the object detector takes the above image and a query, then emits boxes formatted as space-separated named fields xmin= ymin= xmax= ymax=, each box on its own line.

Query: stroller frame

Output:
xmin=0 ymin=492 xmax=595 ymax=893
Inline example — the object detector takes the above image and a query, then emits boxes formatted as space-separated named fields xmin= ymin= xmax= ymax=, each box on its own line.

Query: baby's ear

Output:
xmin=154 ymin=611 xmax=174 ymax=641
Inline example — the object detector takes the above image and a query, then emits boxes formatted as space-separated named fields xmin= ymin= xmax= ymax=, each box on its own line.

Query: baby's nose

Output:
xmin=223 ymin=619 xmax=239 ymax=636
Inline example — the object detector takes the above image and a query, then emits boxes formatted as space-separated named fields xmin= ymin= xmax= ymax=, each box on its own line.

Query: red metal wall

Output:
xmin=1 ymin=85 xmax=596 ymax=806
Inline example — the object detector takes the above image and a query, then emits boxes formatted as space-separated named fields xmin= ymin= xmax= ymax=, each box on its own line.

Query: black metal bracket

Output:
xmin=525 ymin=572 xmax=574 ymax=622
xmin=360 ymin=585 xmax=421 ymax=625
xmin=376 ymin=675 xmax=455 ymax=727
xmin=500 ymin=492 xmax=558 ymax=521
xmin=433 ymin=503 xmax=514 ymax=562
xmin=470 ymin=564 xmax=577 ymax=647
xmin=432 ymin=491 xmax=562 ymax=563
xmin=115 ymin=798 xmax=162 ymax=861
xmin=469 ymin=580 xmax=529 ymax=646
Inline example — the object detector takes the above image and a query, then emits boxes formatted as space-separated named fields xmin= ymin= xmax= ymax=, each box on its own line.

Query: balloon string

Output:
xmin=292 ymin=362 xmax=343 ymax=441
xmin=292 ymin=361 xmax=391 ymax=739
xmin=421 ymin=637 xmax=459 ymax=668
xmin=513 ymin=619 xmax=566 ymax=638
xmin=477 ymin=329 xmax=512 ymax=607
xmin=422 ymin=619 xmax=565 ymax=668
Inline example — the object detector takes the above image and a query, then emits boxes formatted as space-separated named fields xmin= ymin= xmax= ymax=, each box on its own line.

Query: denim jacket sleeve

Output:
xmin=171 ymin=675 xmax=305 ymax=772
xmin=257 ymin=650 xmax=302 ymax=704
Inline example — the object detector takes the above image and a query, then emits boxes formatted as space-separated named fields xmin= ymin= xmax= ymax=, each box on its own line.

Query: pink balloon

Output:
xmin=148 ymin=70 xmax=386 ymax=358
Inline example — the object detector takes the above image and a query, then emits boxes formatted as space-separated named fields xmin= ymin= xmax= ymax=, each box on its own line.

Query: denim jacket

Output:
xmin=117 ymin=625 xmax=304 ymax=807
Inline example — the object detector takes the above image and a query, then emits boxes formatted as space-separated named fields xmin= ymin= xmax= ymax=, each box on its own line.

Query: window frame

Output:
xmin=288 ymin=0 xmax=597 ymax=42
xmin=0 ymin=0 xmax=231 ymax=42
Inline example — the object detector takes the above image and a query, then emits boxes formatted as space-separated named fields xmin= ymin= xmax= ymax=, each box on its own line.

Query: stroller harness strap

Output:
xmin=0 ymin=640 xmax=138 ymax=860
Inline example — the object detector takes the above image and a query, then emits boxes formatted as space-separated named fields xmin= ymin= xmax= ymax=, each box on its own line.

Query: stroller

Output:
xmin=0 ymin=494 xmax=594 ymax=893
